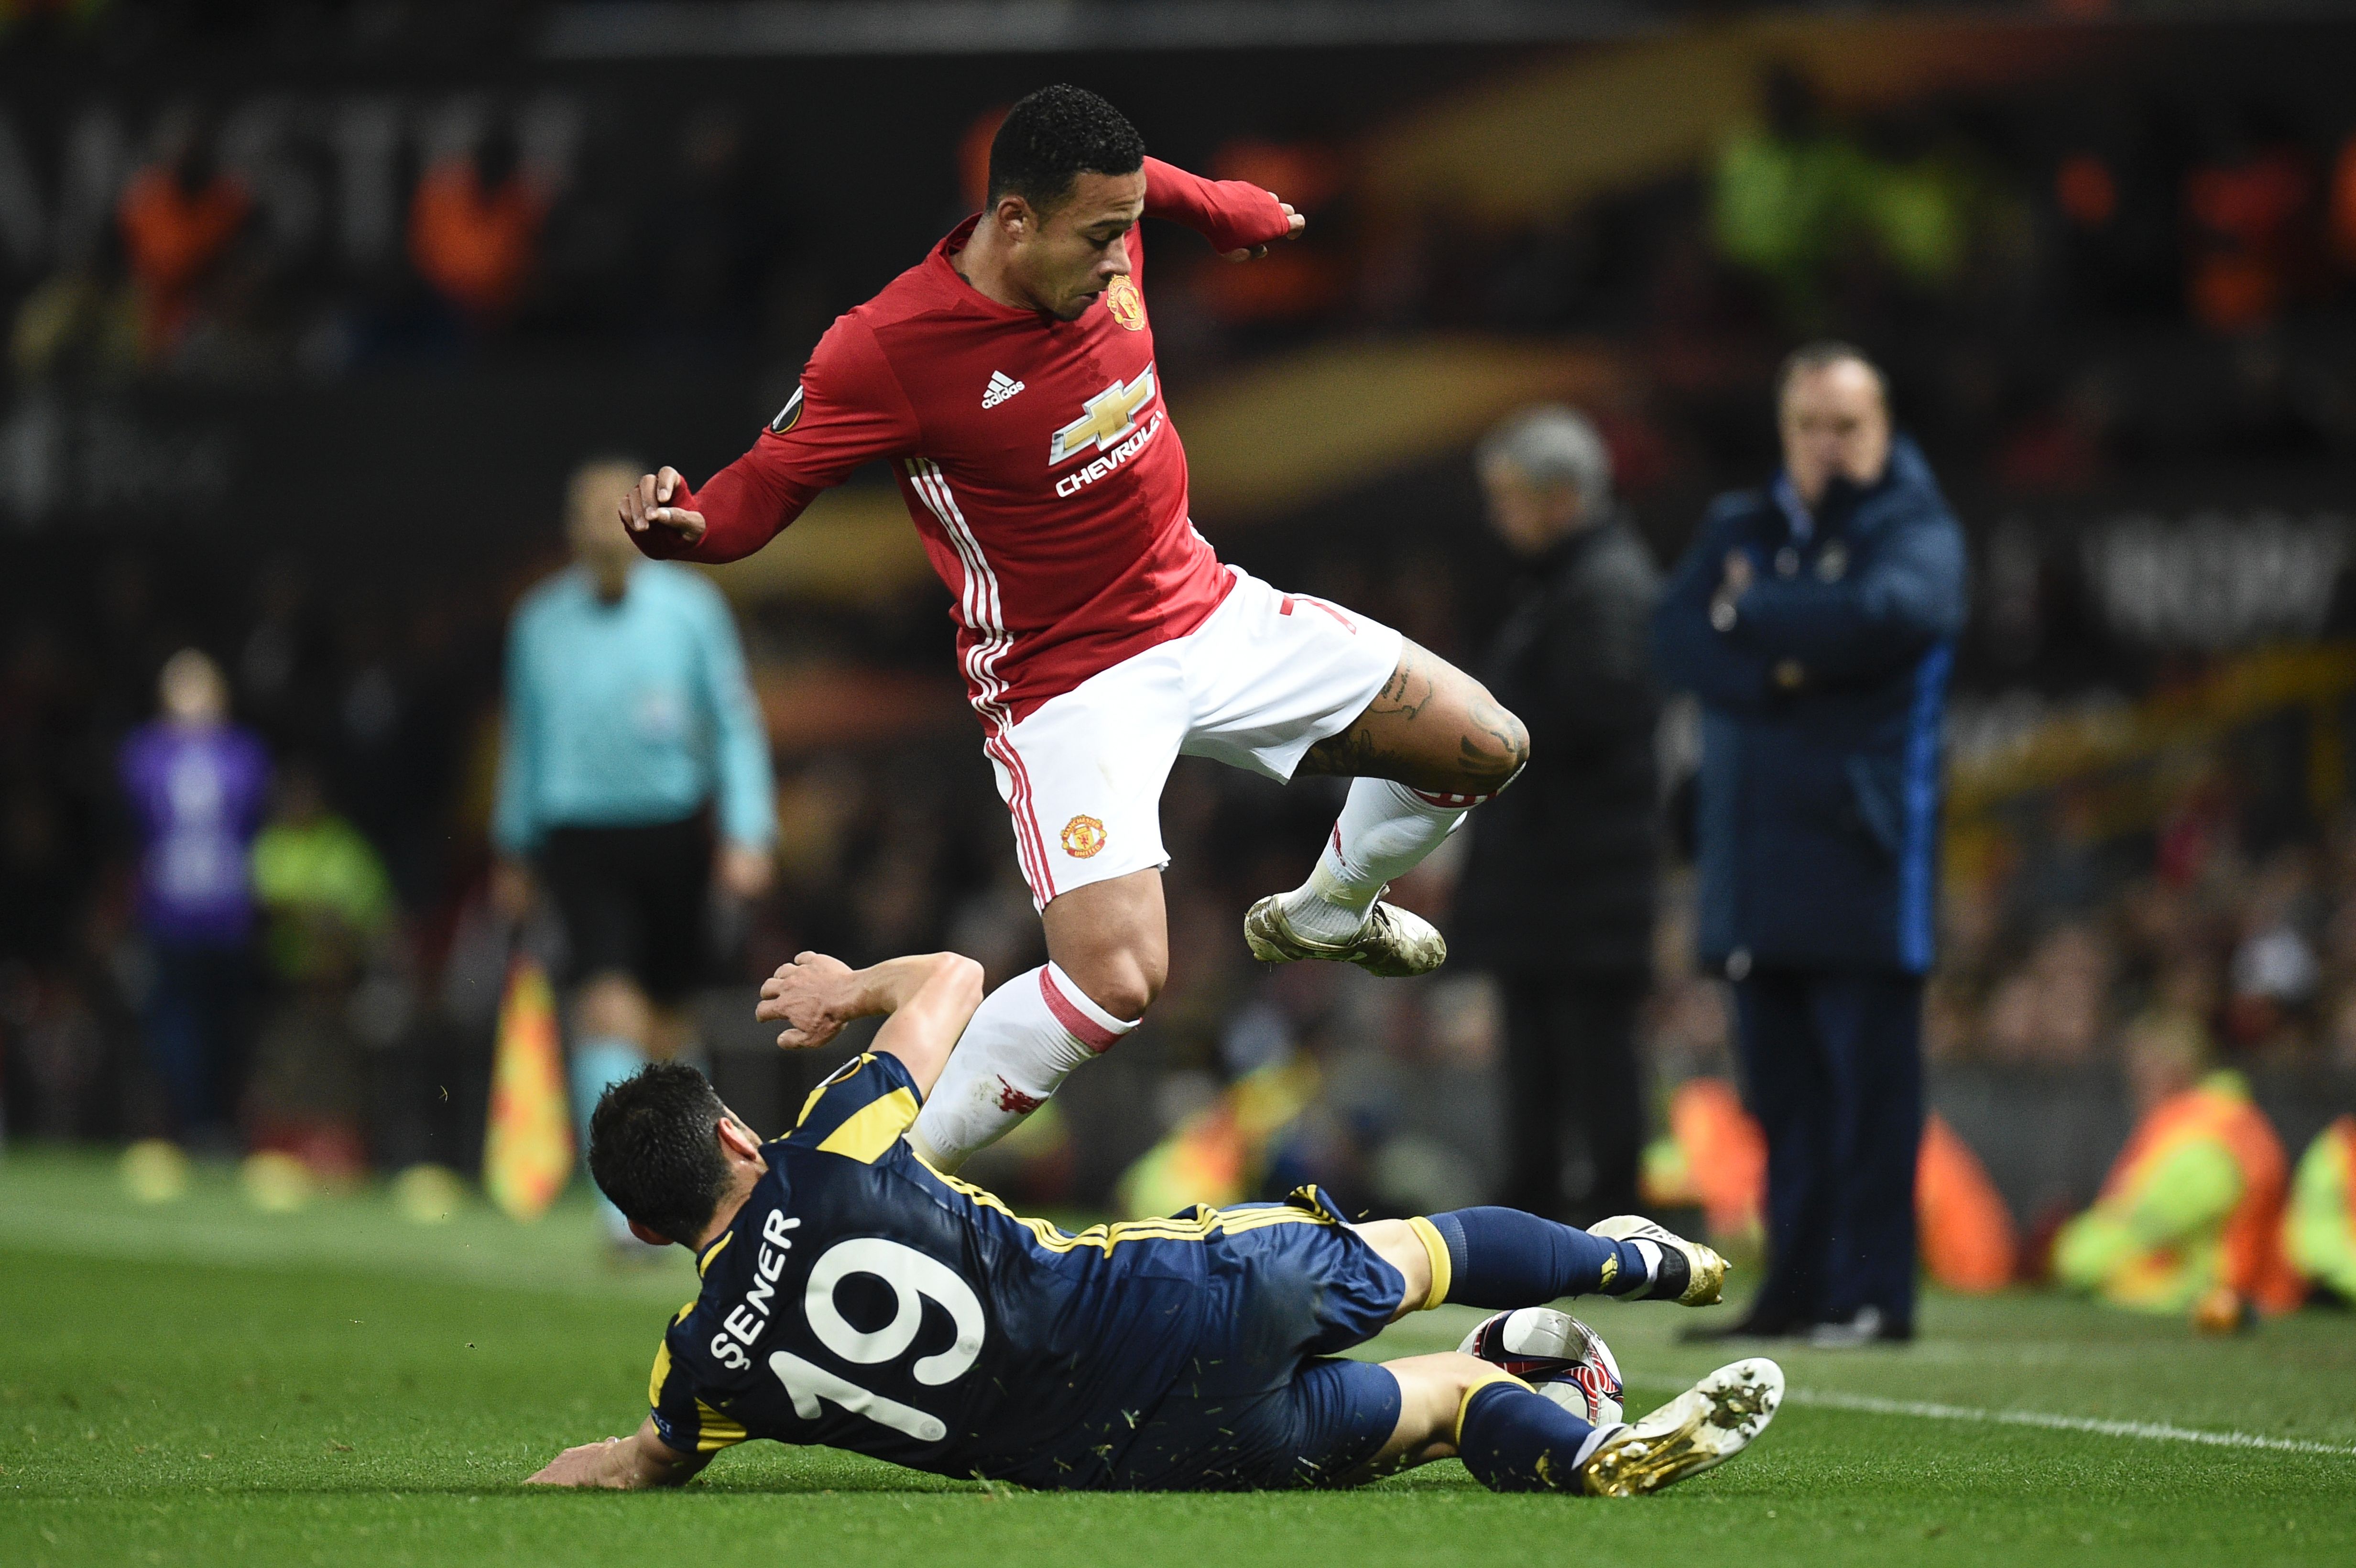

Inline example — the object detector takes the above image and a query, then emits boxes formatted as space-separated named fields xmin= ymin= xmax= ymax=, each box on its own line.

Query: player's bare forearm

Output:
xmin=756 ymin=952 xmax=985 ymax=1089
xmin=525 ymin=1421 xmax=702 ymax=1489
xmin=867 ymin=953 xmax=986 ymax=1095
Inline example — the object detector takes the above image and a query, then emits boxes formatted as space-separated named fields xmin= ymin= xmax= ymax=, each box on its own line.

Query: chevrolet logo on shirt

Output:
xmin=1049 ymin=366 xmax=1157 ymax=466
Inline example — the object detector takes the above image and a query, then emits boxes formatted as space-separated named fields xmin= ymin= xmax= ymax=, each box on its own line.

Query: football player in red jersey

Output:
xmin=620 ymin=86 xmax=1528 ymax=1173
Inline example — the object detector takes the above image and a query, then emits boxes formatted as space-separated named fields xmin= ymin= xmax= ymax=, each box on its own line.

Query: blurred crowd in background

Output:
xmin=11 ymin=11 xmax=2356 ymax=489
xmin=3 ymin=3 xmax=2356 ymax=1295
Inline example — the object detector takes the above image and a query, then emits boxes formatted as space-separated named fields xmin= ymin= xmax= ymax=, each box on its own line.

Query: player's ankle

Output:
xmin=1277 ymin=886 xmax=1373 ymax=944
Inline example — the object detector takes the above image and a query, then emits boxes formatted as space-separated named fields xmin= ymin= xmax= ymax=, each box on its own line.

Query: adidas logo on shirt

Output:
xmin=982 ymin=371 xmax=1026 ymax=409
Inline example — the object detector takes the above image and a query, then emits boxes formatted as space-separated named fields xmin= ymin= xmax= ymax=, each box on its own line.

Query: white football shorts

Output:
xmin=984 ymin=567 xmax=1404 ymax=909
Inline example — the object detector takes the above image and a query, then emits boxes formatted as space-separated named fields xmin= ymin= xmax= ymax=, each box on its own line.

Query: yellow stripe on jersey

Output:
xmin=796 ymin=1053 xmax=879 ymax=1129
xmin=917 ymin=1156 xmax=1334 ymax=1254
xmin=814 ymin=1086 xmax=921 ymax=1163
xmin=648 ymin=1300 xmax=697 ymax=1407
xmin=693 ymin=1400 xmax=749 ymax=1453
xmin=698 ymin=1232 xmax=735 ymax=1276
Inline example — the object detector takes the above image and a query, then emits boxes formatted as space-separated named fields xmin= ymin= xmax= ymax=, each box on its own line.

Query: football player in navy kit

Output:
xmin=525 ymin=950 xmax=1782 ymax=1497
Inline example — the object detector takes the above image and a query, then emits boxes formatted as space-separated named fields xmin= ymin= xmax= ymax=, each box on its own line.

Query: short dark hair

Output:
xmin=1776 ymin=340 xmax=1888 ymax=410
xmin=987 ymin=84 xmax=1146 ymax=213
xmin=587 ymin=1062 xmax=732 ymax=1244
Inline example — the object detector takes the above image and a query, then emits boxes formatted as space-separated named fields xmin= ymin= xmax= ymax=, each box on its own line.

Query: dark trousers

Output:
xmin=1494 ymin=970 xmax=1647 ymax=1226
xmin=1732 ymin=969 xmax=1923 ymax=1329
xmin=144 ymin=940 xmax=251 ymax=1142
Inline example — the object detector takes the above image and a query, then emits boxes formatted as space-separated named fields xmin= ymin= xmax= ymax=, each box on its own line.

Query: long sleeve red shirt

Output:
xmin=653 ymin=158 xmax=1291 ymax=727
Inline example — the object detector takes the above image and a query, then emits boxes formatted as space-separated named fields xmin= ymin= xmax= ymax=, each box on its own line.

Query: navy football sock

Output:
xmin=1457 ymin=1380 xmax=1604 ymax=1493
xmin=1425 ymin=1207 xmax=1649 ymax=1304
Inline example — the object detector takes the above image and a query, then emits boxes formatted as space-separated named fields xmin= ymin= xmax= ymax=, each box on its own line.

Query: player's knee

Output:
xmin=1054 ymin=942 xmax=1163 ymax=1024
xmin=1385 ymin=1352 xmax=1503 ymax=1452
xmin=1440 ymin=695 xmax=1527 ymax=797
xmin=1088 ymin=958 xmax=1162 ymax=1023
xmin=1490 ymin=704 xmax=1530 ymax=779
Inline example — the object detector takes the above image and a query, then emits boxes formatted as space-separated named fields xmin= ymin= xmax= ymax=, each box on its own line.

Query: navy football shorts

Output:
xmin=1104 ymin=1192 xmax=1408 ymax=1490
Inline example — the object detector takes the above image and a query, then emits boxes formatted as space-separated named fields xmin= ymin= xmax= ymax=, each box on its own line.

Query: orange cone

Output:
xmin=1918 ymin=1112 xmax=2018 ymax=1292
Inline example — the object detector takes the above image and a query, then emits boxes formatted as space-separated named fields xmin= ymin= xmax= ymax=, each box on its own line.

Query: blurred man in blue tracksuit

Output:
xmin=493 ymin=459 xmax=777 ymax=1242
xmin=1651 ymin=343 xmax=1966 ymax=1345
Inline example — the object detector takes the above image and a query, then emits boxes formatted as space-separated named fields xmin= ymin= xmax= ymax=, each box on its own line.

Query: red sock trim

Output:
xmin=1037 ymin=967 xmax=1123 ymax=1053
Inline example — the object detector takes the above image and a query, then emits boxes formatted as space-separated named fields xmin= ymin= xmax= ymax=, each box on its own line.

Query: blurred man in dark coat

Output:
xmin=1455 ymin=405 xmax=1661 ymax=1225
xmin=1651 ymin=344 xmax=1966 ymax=1345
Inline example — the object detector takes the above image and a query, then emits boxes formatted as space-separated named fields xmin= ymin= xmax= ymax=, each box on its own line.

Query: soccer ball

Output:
xmin=1457 ymin=1307 xmax=1625 ymax=1426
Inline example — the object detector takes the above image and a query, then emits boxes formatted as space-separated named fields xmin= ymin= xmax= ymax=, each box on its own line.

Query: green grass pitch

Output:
xmin=3 ymin=1149 xmax=2352 ymax=1568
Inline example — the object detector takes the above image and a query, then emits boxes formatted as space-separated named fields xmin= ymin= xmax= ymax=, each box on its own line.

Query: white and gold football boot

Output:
xmin=1589 ymin=1213 xmax=1728 ymax=1307
xmin=1242 ymin=887 xmax=1447 ymax=977
xmin=1579 ymin=1357 xmax=1784 ymax=1498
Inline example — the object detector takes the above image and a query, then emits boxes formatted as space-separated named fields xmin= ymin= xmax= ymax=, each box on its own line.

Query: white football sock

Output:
xmin=907 ymin=962 xmax=1134 ymax=1172
xmin=1277 ymin=778 xmax=1476 ymax=943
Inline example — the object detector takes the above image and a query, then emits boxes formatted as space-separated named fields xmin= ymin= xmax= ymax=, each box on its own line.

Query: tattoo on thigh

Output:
xmin=1364 ymin=643 xmax=1434 ymax=722
xmin=1298 ymin=644 xmax=1433 ymax=777
xmin=1301 ymin=726 xmax=1375 ymax=776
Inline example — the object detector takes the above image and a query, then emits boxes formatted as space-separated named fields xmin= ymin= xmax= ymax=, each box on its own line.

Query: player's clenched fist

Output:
xmin=1220 ymin=198 xmax=1305 ymax=261
xmin=756 ymin=951 xmax=858 ymax=1050
xmin=619 ymin=466 xmax=707 ymax=555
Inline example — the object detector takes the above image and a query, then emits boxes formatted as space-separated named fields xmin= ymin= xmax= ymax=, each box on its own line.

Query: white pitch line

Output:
xmin=1781 ymin=1387 xmax=2356 ymax=1457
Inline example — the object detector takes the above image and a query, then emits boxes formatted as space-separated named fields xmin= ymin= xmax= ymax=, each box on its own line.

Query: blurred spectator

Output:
xmin=251 ymin=760 xmax=394 ymax=986
xmin=2283 ymin=1113 xmax=2356 ymax=1305
xmin=2052 ymin=1020 xmax=2304 ymax=1318
xmin=2330 ymin=131 xmax=2356 ymax=273
xmin=409 ymin=126 xmax=545 ymax=326
xmin=492 ymin=459 xmax=776 ymax=1245
xmin=244 ymin=760 xmax=395 ymax=1178
xmin=1711 ymin=69 xmax=1982 ymax=326
xmin=1652 ymin=343 xmax=1966 ymax=1346
xmin=2180 ymin=111 xmax=2314 ymax=335
xmin=1983 ymin=922 xmax=2116 ymax=1065
xmin=116 ymin=108 xmax=251 ymax=365
xmin=1452 ymin=405 xmax=1660 ymax=1224
xmin=647 ymin=107 xmax=769 ymax=355
xmin=117 ymin=648 xmax=270 ymax=1148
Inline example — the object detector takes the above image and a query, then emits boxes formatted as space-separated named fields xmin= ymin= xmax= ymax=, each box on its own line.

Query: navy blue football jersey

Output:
xmin=644 ymin=1052 xmax=1377 ymax=1489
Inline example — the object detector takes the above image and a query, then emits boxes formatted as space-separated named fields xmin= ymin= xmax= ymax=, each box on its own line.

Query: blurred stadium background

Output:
xmin=4 ymin=0 xmax=2356 ymax=1283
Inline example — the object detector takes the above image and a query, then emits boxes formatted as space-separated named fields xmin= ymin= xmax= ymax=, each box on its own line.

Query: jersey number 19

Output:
xmin=769 ymin=1237 xmax=986 ymax=1443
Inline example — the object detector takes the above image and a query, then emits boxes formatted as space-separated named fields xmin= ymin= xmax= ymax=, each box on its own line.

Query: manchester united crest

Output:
xmin=1060 ymin=814 xmax=1108 ymax=858
xmin=1103 ymin=274 xmax=1146 ymax=331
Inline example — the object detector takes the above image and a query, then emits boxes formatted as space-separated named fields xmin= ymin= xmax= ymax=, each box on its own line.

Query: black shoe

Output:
xmin=1679 ymin=1310 xmax=1802 ymax=1344
xmin=1806 ymin=1306 xmax=1913 ymax=1347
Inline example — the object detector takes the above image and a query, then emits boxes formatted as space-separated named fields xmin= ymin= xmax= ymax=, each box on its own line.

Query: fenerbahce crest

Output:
xmin=1103 ymin=273 xmax=1146 ymax=331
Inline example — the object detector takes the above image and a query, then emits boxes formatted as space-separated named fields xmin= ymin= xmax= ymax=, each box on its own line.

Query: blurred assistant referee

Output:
xmin=1651 ymin=344 xmax=1965 ymax=1346
xmin=493 ymin=459 xmax=777 ymax=1228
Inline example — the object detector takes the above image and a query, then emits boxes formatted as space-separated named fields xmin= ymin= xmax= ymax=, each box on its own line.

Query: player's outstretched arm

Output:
xmin=755 ymin=951 xmax=985 ymax=1096
xmin=525 ymin=1417 xmax=706 ymax=1490
xmin=1140 ymin=155 xmax=1303 ymax=260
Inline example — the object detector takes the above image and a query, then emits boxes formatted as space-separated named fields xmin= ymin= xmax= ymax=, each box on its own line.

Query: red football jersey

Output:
xmin=657 ymin=158 xmax=1290 ymax=731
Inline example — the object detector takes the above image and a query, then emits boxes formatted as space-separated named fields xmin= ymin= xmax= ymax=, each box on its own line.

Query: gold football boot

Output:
xmin=1589 ymin=1214 xmax=1728 ymax=1306
xmin=1579 ymin=1357 xmax=1784 ymax=1497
